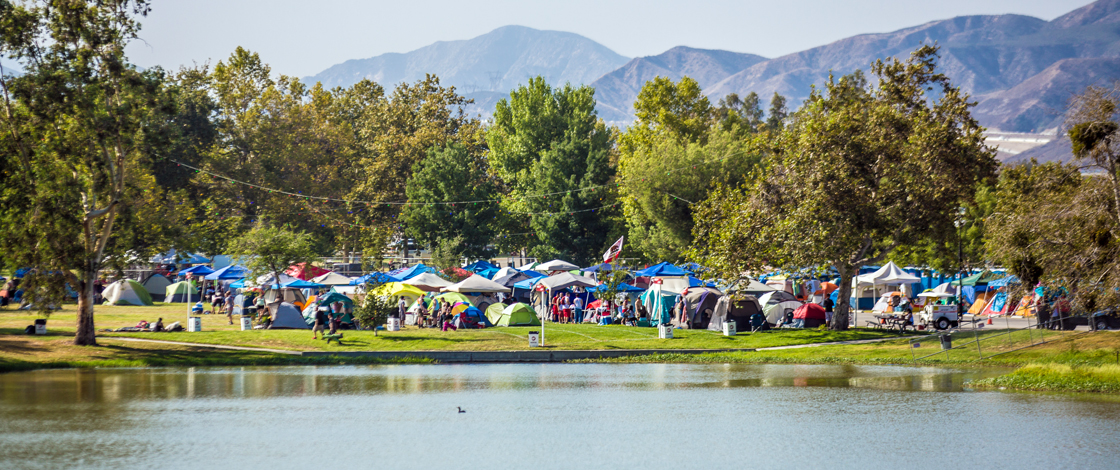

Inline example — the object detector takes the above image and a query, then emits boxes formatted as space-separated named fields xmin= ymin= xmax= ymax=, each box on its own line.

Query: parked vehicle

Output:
xmin=919 ymin=304 xmax=960 ymax=330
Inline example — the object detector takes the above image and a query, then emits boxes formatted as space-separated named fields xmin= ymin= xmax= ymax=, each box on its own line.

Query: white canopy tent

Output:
xmin=441 ymin=274 xmax=511 ymax=293
xmin=255 ymin=273 xmax=298 ymax=287
xmin=311 ymin=272 xmax=354 ymax=286
xmin=538 ymin=272 xmax=598 ymax=291
xmin=403 ymin=272 xmax=454 ymax=292
xmin=856 ymin=261 xmax=921 ymax=287
xmin=534 ymin=259 xmax=579 ymax=273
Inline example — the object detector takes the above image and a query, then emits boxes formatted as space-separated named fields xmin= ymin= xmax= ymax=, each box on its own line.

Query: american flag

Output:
xmin=602 ymin=236 xmax=624 ymax=263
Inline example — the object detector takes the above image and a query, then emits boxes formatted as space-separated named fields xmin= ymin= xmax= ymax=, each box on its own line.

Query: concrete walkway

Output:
xmin=102 ymin=333 xmax=919 ymax=363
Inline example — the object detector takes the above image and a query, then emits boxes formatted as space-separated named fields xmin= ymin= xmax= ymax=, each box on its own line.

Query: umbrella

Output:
xmin=816 ymin=282 xmax=838 ymax=295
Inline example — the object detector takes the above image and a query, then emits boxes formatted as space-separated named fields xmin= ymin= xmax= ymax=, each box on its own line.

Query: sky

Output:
xmin=123 ymin=0 xmax=1094 ymax=78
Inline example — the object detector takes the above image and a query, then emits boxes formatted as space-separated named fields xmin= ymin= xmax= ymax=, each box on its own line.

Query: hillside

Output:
xmin=304 ymin=25 xmax=629 ymax=93
xmin=589 ymin=46 xmax=767 ymax=122
xmin=974 ymin=57 xmax=1120 ymax=133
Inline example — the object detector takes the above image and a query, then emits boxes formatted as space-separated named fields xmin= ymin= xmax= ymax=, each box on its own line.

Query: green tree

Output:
xmin=765 ymin=92 xmax=789 ymax=132
xmin=689 ymin=46 xmax=997 ymax=330
xmin=228 ymin=224 xmax=318 ymax=289
xmin=401 ymin=144 xmax=498 ymax=259
xmin=486 ymin=77 xmax=620 ymax=265
xmin=715 ymin=91 xmax=764 ymax=135
xmin=0 ymin=0 xmax=190 ymax=345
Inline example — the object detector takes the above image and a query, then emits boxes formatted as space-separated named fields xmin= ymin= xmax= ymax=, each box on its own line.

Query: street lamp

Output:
xmin=954 ymin=208 xmax=967 ymax=327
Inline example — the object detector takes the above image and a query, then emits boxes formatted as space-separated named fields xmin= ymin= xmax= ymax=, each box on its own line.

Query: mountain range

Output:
xmin=306 ymin=0 xmax=1120 ymax=154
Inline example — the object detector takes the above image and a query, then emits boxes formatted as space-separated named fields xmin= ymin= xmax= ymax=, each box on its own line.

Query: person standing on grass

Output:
xmin=225 ymin=290 xmax=235 ymax=325
xmin=211 ymin=288 xmax=224 ymax=315
xmin=823 ymin=296 xmax=835 ymax=325
xmin=313 ymin=306 xmax=328 ymax=340
xmin=397 ymin=296 xmax=408 ymax=319
xmin=572 ymin=294 xmax=584 ymax=324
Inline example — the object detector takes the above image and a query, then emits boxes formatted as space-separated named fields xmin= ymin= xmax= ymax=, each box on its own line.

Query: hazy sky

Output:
xmin=124 ymin=0 xmax=1093 ymax=78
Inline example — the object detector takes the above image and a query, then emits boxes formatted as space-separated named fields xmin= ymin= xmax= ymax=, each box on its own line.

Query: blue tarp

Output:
xmin=633 ymin=262 xmax=689 ymax=277
xmin=463 ymin=260 xmax=499 ymax=273
xmin=350 ymin=272 xmax=401 ymax=285
xmin=204 ymin=265 xmax=248 ymax=281
xmin=151 ymin=250 xmax=210 ymax=264
xmin=988 ymin=275 xmax=1020 ymax=289
xmin=588 ymin=282 xmax=645 ymax=293
xmin=513 ymin=277 xmax=545 ymax=290
xmin=688 ymin=276 xmax=717 ymax=287
xmin=477 ymin=267 xmax=501 ymax=279
xmin=582 ymin=263 xmax=620 ymax=272
xmin=276 ymin=279 xmax=324 ymax=289
xmin=229 ymin=278 xmax=246 ymax=289
xmin=388 ymin=264 xmax=435 ymax=281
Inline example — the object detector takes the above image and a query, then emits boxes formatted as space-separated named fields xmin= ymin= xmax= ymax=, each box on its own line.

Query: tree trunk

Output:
xmin=75 ymin=274 xmax=97 ymax=346
xmin=831 ymin=265 xmax=852 ymax=331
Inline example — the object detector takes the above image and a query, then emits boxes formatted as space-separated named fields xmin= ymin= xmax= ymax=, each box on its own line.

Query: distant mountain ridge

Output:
xmin=304 ymin=25 xmax=629 ymax=94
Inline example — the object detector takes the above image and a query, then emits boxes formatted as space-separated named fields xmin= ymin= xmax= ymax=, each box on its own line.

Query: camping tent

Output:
xmin=793 ymin=303 xmax=827 ymax=328
xmin=679 ymin=287 xmax=723 ymax=329
xmin=256 ymin=273 xmax=298 ymax=287
xmin=142 ymin=274 xmax=172 ymax=302
xmin=487 ymin=302 xmax=541 ymax=326
xmin=268 ymin=302 xmax=310 ymax=329
xmin=451 ymin=303 xmax=492 ymax=329
xmin=369 ymin=282 xmax=426 ymax=307
xmin=285 ymin=263 xmax=330 ymax=281
xmin=442 ymin=274 xmax=510 ymax=294
xmin=103 ymin=280 xmax=153 ymax=306
xmin=492 ymin=269 xmax=544 ymax=288
xmin=758 ymin=291 xmax=802 ymax=325
xmin=402 ymin=272 xmax=454 ymax=292
xmin=464 ymin=260 xmax=500 ymax=273
xmin=535 ymin=259 xmax=579 ymax=272
xmin=708 ymin=296 xmax=763 ymax=332
xmin=165 ymin=281 xmax=200 ymax=303
xmin=312 ymin=272 xmax=354 ymax=286
xmin=433 ymin=292 xmax=472 ymax=307
xmin=640 ymin=288 xmax=678 ymax=326
xmin=727 ymin=279 xmax=777 ymax=297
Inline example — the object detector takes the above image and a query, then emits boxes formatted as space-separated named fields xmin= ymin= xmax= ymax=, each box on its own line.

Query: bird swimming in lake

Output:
xmin=457 ymin=407 xmax=466 ymax=413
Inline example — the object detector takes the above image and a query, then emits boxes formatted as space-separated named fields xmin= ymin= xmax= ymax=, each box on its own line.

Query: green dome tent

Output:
xmin=165 ymin=281 xmax=200 ymax=303
xmin=103 ymin=279 xmax=154 ymax=306
xmin=487 ymin=302 xmax=541 ymax=326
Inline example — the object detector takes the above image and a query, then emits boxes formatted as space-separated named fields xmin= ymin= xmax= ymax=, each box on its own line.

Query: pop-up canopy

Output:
xmin=402 ymin=272 xmax=454 ymax=292
xmin=442 ymin=274 xmax=510 ymax=293
xmin=855 ymin=261 xmax=920 ymax=287
xmin=538 ymin=272 xmax=598 ymax=291
xmin=534 ymin=260 xmax=579 ymax=272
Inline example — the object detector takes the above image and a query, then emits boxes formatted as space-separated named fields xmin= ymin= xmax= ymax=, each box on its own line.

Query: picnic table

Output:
xmin=870 ymin=314 xmax=914 ymax=333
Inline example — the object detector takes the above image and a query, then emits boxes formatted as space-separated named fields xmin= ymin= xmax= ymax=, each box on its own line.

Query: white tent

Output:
xmin=534 ymin=259 xmax=579 ymax=272
xmin=255 ymin=273 xmax=298 ymax=287
xmin=930 ymin=282 xmax=957 ymax=296
xmin=856 ymin=261 xmax=921 ymax=287
xmin=491 ymin=267 xmax=518 ymax=280
xmin=442 ymin=274 xmax=511 ymax=293
xmin=538 ymin=272 xmax=598 ymax=291
xmin=312 ymin=272 xmax=354 ymax=286
xmin=706 ymin=296 xmax=733 ymax=332
xmin=758 ymin=291 xmax=802 ymax=325
xmin=403 ymin=272 xmax=454 ymax=292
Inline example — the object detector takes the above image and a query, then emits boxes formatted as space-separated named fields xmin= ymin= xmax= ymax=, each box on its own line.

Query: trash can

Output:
xmin=939 ymin=334 xmax=952 ymax=350
xmin=659 ymin=324 xmax=674 ymax=339
xmin=240 ymin=316 xmax=252 ymax=331
xmin=528 ymin=331 xmax=540 ymax=347
xmin=386 ymin=317 xmax=401 ymax=332
xmin=34 ymin=319 xmax=46 ymax=335
xmin=723 ymin=321 xmax=736 ymax=336
xmin=188 ymin=316 xmax=201 ymax=332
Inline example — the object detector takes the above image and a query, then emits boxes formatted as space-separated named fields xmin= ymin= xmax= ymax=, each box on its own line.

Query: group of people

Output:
xmin=311 ymin=301 xmax=347 ymax=339
xmin=410 ymin=297 xmax=477 ymax=331
xmin=548 ymin=293 xmax=585 ymax=323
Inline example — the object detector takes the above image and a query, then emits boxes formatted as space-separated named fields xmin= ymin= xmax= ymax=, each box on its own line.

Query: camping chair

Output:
xmin=749 ymin=313 xmax=769 ymax=332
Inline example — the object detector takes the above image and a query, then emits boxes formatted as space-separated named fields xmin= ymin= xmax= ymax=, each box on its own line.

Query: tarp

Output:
xmin=257 ymin=273 xmax=298 ymax=287
xmin=535 ymin=259 xmax=579 ymax=272
xmin=165 ymin=281 xmax=200 ymax=303
xmin=588 ymin=282 xmax=645 ymax=293
xmin=285 ymin=263 xmax=330 ymax=281
xmin=960 ymin=270 xmax=1006 ymax=287
xmin=856 ymin=261 xmax=921 ymax=287
xmin=103 ymin=279 xmax=153 ymax=306
xmin=204 ymin=265 xmax=249 ymax=281
xmin=268 ymin=302 xmax=311 ymax=329
xmin=538 ymin=272 xmax=598 ymax=291
xmin=141 ymin=274 xmax=172 ymax=301
xmin=151 ymin=250 xmax=210 ymax=264
xmin=488 ymin=302 xmax=540 ymax=326
xmin=581 ymin=263 xmax=621 ymax=272
xmin=312 ymin=272 xmax=354 ymax=286
xmin=464 ymin=260 xmax=500 ymax=273
xmin=350 ymin=272 xmax=401 ymax=285
xmin=402 ymin=272 xmax=454 ymax=292
xmin=688 ymin=276 xmax=717 ymax=287
xmin=633 ymin=262 xmax=689 ymax=277
xmin=442 ymin=274 xmax=510 ymax=293
xmin=179 ymin=265 xmax=215 ymax=276
xmin=988 ymin=275 xmax=1020 ymax=289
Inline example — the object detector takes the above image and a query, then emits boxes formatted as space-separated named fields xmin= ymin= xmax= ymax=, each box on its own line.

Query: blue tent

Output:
xmin=477 ymin=267 xmax=501 ymax=279
xmin=634 ymin=262 xmax=689 ymax=277
xmin=464 ymin=260 xmax=500 ymax=273
xmin=639 ymin=289 xmax=678 ymax=326
xmin=204 ymin=265 xmax=249 ymax=281
xmin=350 ymin=272 xmax=401 ymax=285
xmin=589 ymin=282 xmax=645 ymax=293
xmin=276 ymin=279 xmax=325 ymax=289
xmin=688 ymin=276 xmax=717 ymax=287
xmin=453 ymin=306 xmax=494 ymax=328
xmin=388 ymin=264 xmax=435 ymax=281
xmin=151 ymin=250 xmax=210 ymax=264
xmin=179 ymin=265 xmax=215 ymax=276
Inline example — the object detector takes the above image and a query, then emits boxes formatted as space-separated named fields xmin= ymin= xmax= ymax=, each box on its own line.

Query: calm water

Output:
xmin=1 ymin=364 xmax=1119 ymax=469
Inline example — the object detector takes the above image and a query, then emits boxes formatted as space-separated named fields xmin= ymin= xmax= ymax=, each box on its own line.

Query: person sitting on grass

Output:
xmin=441 ymin=309 xmax=456 ymax=331
xmin=154 ymin=318 xmax=164 ymax=332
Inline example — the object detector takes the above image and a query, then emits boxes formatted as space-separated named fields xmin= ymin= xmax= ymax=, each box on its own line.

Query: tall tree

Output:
xmin=689 ymin=46 xmax=997 ymax=330
xmin=766 ymin=92 xmax=789 ymax=133
xmin=401 ymin=144 xmax=499 ymax=260
xmin=486 ymin=77 xmax=620 ymax=264
xmin=0 ymin=0 xmax=188 ymax=345
xmin=228 ymin=224 xmax=318 ymax=289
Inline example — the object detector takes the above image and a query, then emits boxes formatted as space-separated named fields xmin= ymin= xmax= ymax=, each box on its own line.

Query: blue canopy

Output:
xmin=582 ymin=263 xmax=620 ymax=272
xmin=350 ymin=272 xmax=401 ymax=285
xmin=277 ymin=279 xmax=325 ymax=289
xmin=179 ymin=265 xmax=215 ymax=276
xmin=477 ymin=267 xmax=501 ymax=279
xmin=988 ymin=275 xmax=1020 ymax=289
xmin=464 ymin=260 xmax=500 ymax=273
xmin=204 ymin=265 xmax=249 ymax=281
xmin=513 ymin=277 xmax=545 ymax=290
xmin=589 ymin=282 xmax=645 ymax=293
xmin=688 ymin=276 xmax=717 ymax=287
xmin=151 ymin=250 xmax=210 ymax=264
xmin=634 ymin=262 xmax=689 ymax=277
xmin=229 ymin=278 xmax=246 ymax=289
xmin=388 ymin=264 xmax=435 ymax=281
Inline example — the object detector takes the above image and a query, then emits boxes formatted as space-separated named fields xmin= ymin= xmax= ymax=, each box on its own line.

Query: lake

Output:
xmin=1 ymin=364 xmax=1118 ymax=469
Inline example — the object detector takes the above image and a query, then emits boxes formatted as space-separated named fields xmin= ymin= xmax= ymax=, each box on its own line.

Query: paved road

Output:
xmin=849 ymin=312 xmax=1091 ymax=332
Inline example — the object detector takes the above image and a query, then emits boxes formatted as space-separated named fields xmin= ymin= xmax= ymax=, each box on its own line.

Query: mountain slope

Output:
xmin=589 ymin=46 xmax=767 ymax=121
xmin=304 ymin=25 xmax=629 ymax=93
xmin=974 ymin=57 xmax=1120 ymax=133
